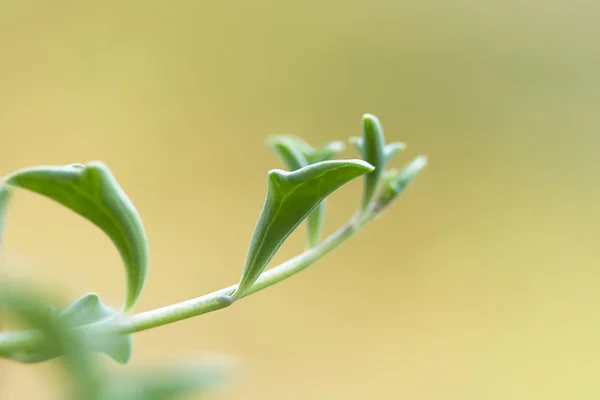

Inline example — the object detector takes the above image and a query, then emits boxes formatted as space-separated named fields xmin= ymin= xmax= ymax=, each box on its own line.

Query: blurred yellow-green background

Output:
xmin=1 ymin=1 xmax=600 ymax=399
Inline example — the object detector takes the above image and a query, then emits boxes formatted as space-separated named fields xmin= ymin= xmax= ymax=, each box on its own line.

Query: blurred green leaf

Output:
xmin=0 ymin=184 xmax=12 ymax=247
xmin=382 ymin=142 xmax=407 ymax=162
xmin=277 ymin=134 xmax=315 ymax=156
xmin=376 ymin=156 xmax=428 ymax=210
xmin=0 ymin=283 xmax=101 ymax=399
xmin=232 ymin=160 xmax=374 ymax=299
xmin=304 ymin=141 xmax=345 ymax=164
xmin=99 ymin=363 xmax=227 ymax=400
xmin=6 ymin=162 xmax=148 ymax=311
xmin=267 ymin=136 xmax=308 ymax=171
xmin=60 ymin=293 xmax=132 ymax=364
xmin=276 ymin=134 xmax=345 ymax=163
xmin=3 ymin=293 xmax=132 ymax=364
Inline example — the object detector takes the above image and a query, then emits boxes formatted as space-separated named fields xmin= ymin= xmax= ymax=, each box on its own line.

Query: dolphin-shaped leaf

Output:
xmin=232 ymin=159 xmax=374 ymax=299
xmin=6 ymin=162 xmax=148 ymax=311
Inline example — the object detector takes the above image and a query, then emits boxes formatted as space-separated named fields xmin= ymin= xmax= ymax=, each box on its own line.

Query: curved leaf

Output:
xmin=6 ymin=162 xmax=148 ymax=311
xmin=268 ymin=136 xmax=326 ymax=248
xmin=276 ymin=134 xmax=315 ymax=156
xmin=276 ymin=134 xmax=345 ymax=164
xmin=305 ymin=141 xmax=345 ymax=164
xmin=359 ymin=114 xmax=386 ymax=212
xmin=60 ymin=293 xmax=132 ymax=364
xmin=0 ymin=284 xmax=101 ymax=399
xmin=232 ymin=159 xmax=374 ymax=299
xmin=3 ymin=292 xmax=132 ymax=364
xmin=267 ymin=136 xmax=308 ymax=171
xmin=0 ymin=185 xmax=12 ymax=247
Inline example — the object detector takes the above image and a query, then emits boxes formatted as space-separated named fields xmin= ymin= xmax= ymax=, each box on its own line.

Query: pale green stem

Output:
xmin=0 ymin=209 xmax=376 ymax=355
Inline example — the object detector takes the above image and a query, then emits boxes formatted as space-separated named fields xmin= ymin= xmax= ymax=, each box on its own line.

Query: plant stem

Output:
xmin=0 ymin=209 xmax=376 ymax=354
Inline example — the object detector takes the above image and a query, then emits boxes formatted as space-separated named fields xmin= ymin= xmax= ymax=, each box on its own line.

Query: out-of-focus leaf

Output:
xmin=99 ymin=363 xmax=227 ymax=400
xmin=276 ymin=134 xmax=345 ymax=164
xmin=0 ymin=283 xmax=101 ymax=399
xmin=0 ymin=185 xmax=12 ymax=247
xmin=382 ymin=142 xmax=407 ymax=162
xmin=375 ymin=156 xmax=428 ymax=211
xmin=232 ymin=160 xmax=374 ymax=299
xmin=3 ymin=293 xmax=132 ymax=364
xmin=277 ymin=134 xmax=315 ymax=156
xmin=267 ymin=136 xmax=308 ymax=171
xmin=60 ymin=293 xmax=132 ymax=364
xmin=304 ymin=141 xmax=345 ymax=164
xmin=6 ymin=162 xmax=148 ymax=311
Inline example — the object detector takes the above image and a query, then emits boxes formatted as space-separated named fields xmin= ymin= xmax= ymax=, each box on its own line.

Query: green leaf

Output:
xmin=305 ymin=201 xmax=325 ymax=249
xmin=358 ymin=114 xmax=386 ymax=212
xmin=304 ymin=140 xmax=345 ymax=164
xmin=60 ymin=293 xmax=132 ymax=364
xmin=3 ymin=293 xmax=132 ymax=365
xmin=375 ymin=156 xmax=427 ymax=211
xmin=383 ymin=142 xmax=407 ymax=161
xmin=267 ymin=136 xmax=308 ymax=171
xmin=267 ymin=136 xmax=328 ymax=248
xmin=276 ymin=134 xmax=315 ymax=156
xmin=99 ymin=363 xmax=227 ymax=400
xmin=6 ymin=162 xmax=149 ymax=311
xmin=0 ymin=284 xmax=101 ymax=399
xmin=275 ymin=134 xmax=345 ymax=164
xmin=349 ymin=137 xmax=406 ymax=165
xmin=0 ymin=185 xmax=12 ymax=247
xmin=232 ymin=160 xmax=374 ymax=299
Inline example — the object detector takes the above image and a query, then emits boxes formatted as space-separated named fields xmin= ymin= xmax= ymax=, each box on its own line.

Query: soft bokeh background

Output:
xmin=1 ymin=1 xmax=599 ymax=399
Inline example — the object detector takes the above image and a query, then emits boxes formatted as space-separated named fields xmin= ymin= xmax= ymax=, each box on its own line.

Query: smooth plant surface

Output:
xmin=6 ymin=162 xmax=148 ymax=311
xmin=0 ymin=114 xmax=427 ymax=400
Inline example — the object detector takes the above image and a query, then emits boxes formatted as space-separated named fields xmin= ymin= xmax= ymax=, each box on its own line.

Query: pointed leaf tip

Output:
xmin=360 ymin=114 xmax=386 ymax=212
xmin=233 ymin=159 xmax=373 ymax=299
xmin=6 ymin=162 xmax=148 ymax=311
